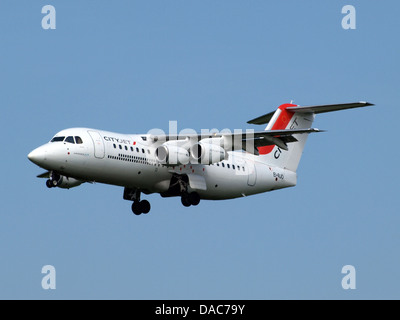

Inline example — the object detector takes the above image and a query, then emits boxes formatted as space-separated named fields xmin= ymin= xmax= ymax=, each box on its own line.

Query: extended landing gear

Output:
xmin=123 ymin=187 xmax=151 ymax=216
xmin=131 ymin=200 xmax=151 ymax=216
xmin=160 ymin=174 xmax=202 ymax=208
xmin=181 ymin=192 xmax=200 ymax=207
xmin=46 ymin=172 xmax=60 ymax=188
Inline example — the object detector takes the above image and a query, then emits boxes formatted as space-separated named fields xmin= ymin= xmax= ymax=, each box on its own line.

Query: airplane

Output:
xmin=28 ymin=101 xmax=373 ymax=215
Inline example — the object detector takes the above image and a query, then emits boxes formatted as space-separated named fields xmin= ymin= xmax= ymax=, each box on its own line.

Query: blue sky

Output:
xmin=1 ymin=1 xmax=399 ymax=299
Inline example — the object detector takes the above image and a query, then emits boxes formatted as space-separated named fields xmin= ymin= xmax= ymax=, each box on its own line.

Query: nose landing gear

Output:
xmin=46 ymin=172 xmax=61 ymax=188
xmin=46 ymin=179 xmax=54 ymax=188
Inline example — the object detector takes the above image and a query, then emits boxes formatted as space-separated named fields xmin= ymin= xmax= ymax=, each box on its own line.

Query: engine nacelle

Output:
xmin=155 ymin=144 xmax=190 ymax=165
xmin=191 ymin=142 xmax=226 ymax=164
xmin=55 ymin=175 xmax=83 ymax=189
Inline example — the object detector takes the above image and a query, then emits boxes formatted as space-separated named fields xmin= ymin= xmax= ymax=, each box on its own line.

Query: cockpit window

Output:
xmin=65 ymin=136 xmax=75 ymax=144
xmin=51 ymin=136 xmax=65 ymax=142
xmin=75 ymin=136 xmax=83 ymax=144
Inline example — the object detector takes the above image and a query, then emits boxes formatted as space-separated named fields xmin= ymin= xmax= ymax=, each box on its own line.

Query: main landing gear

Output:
xmin=131 ymin=200 xmax=150 ymax=216
xmin=123 ymin=175 xmax=202 ymax=215
xmin=181 ymin=192 xmax=200 ymax=207
xmin=176 ymin=176 xmax=201 ymax=208
xmin=123 ymin=188 xmax=151 ymax=216
xmin=163 ymin=174 xmax=201 ymax=208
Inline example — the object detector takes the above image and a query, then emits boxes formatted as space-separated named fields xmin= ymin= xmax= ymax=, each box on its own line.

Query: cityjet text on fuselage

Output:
xmin=103 ymin=136 xmax=131 ymax=145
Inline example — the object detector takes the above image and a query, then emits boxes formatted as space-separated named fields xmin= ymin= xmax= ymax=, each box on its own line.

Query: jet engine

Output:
xmin=155 ymin=144 xmax=190 ymax=165
xmin=191 ymin=142 xmax=226 ymax=164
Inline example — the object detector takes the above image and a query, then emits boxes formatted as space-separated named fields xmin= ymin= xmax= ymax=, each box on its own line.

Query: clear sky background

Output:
xmin=1 ymin=1 xmax=399 ymax=299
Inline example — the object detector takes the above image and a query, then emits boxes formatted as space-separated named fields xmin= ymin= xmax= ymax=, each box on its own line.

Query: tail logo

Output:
xmin=259 ymin=103 xmax=296 ymax=155
xmin=274 ymin=147 xmax=282 ymax=159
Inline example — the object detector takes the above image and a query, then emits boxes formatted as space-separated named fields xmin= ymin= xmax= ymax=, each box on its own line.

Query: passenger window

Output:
xmin=232 ymin=165 xmax=235 ymax=169
xmin=51 ymin=136 xmax=65 ymax=142
xmin=222 ymin=163 xmax=225 ymax=168
xmin=119 ymin=145 xmax=122 ymax=150
xmin=238 ymin=166 xmax=240 ymax=171
xmin=125 ymin=146 xmax=128 ymax=151
xmin=147 ymin=149 xmax=150 ymax=154
xmin=130 ymin=147 xmax=133 ymax=151
xmin=243 ymin=167 xmax=245 ymax=171
xmin=75 ymin=136 xmax=83 ymax=144
xmin=142 ymin=149 xmax=145 ymax=154
xmin=227 ymin=164 xmax=230 ymax=169
xmin=65 ymin=136 xmax=75 ymax=144
xmin=113 ymin=144 xmax=116 ymax=149
xmin=217 ymin=163 xmax=219 ymax=166
xmin=136 ymin=147 xmax=139 ymax=152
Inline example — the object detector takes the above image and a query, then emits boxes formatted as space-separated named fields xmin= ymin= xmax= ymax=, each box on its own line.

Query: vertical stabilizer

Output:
xmin=256 ymin=103 xmax=314 ymax=172
xmin=247 ymin=101 xmax=373 ymax=172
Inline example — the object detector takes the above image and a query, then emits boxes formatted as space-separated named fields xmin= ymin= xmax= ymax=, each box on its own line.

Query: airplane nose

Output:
xmin=28 ymin=146 xmax=46 ymax=165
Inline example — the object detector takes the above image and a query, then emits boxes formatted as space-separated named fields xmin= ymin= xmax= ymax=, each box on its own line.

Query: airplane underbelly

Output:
xmin=197 ymin=166 xmax=250 ymax=200
xmin=61 ymin=154 xmax=171 ymax=191
xmin=197 ymin=162 xmax=296 ymax=200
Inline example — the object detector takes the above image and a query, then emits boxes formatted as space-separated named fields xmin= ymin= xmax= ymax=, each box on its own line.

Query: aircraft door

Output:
xmin=88 ymin=130 xmax=105 ymax=159
xmin=246 ymin=161 xmax=257 ymax=186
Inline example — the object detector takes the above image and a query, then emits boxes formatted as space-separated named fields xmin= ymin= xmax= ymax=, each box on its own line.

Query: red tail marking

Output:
xmin=258 ymin=103 xmax=296 ymax=155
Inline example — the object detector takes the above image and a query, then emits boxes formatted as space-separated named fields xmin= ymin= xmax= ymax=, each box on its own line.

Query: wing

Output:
xmin=150 ymin=128 xmax=321 ymax=155
xmin=233 ymin=128 xmax=321 ymax=154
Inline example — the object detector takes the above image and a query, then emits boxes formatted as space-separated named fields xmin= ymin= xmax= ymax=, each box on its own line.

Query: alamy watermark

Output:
xmin=342 ymin=5 xmax=356 ymax=30
xmin=341 ymin=265 xmax=356 ymax=290
xmin=40 ymin=5 xmax=358 ymax=31
xmin=41 ymin=5 xmax=56 ymax=30
xmin=41 ymin=265 xmax=56 ymax=290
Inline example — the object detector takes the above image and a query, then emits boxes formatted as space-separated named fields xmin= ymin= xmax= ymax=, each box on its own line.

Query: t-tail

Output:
xmin=247 ymin=101 xmax=374 ymax=172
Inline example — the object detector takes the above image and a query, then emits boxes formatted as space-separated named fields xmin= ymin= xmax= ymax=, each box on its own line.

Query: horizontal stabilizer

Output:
xmin=286 ymin=101 xmax=374 ymax=114
xmin=248 ymin=101 xmax=374 ymax=125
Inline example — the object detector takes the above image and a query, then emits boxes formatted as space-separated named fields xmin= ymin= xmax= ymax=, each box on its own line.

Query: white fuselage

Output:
xmin=28 ymin=128 xmax=297 ymax=200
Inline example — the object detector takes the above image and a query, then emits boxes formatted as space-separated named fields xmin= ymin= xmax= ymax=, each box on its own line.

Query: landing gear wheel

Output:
xmin=140 ymin=200 xmax=151 ymax=214
xmin=131 ymin=202 xmax=142 ymax=215
xmin=188 ymin=192 xmax=200 ymax=206
xmin=49 ymin=172 xmax=61 ymax=187
xmin=46 ymin=180 xmax=53 ymax=188
xmin=181 ymin=194 xmax=191 ymax=207
xmin=131 ymin=200 xmax=151 ymax=215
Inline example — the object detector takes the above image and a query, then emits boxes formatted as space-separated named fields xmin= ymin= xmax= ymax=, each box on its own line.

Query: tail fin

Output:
xmin=256 ymin=103 xmax=314 ymax=172
xmin=248 ymin=101 xmax=373 ymax=172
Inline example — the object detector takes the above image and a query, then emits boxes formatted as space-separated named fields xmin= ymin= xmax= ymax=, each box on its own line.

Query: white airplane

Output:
xmin=28 ymin=101 xmax=373 ymax=215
